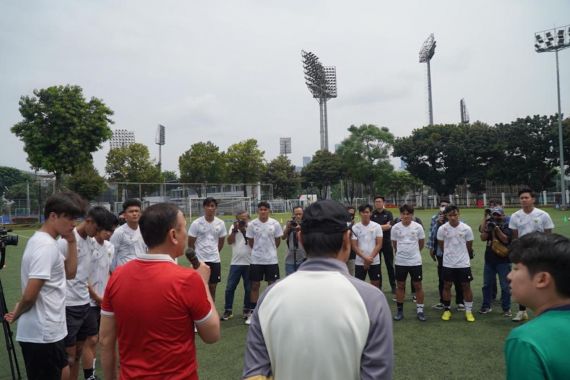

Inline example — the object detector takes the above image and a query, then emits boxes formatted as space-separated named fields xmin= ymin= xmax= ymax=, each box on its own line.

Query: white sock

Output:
xmin=465 ymin=302 xmax=473 ymax=312
xmin=416 ymin=304 xmax=424 ymax=313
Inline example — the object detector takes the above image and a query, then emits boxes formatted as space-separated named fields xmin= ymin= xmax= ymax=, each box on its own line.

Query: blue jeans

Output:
xmin=482 ymin=261 xmax=511 ymax=311
xmin=285 ymin=262 xmax=303 ymax=276
xmin=224 ymin=265 xmax=251 ymax=311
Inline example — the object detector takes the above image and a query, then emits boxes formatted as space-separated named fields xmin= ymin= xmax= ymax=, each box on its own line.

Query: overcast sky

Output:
xmin=1 ymin=0 xmax=569 ymax=176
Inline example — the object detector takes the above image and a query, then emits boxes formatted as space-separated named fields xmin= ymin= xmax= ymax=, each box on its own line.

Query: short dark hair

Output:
xmin=235 ymin=210 xmax=248 ymax=218
xmin=439 ymin=200 xmax=450 ymax=207
xmin=292 ymin=206 xmax=303 ymax=213
xmin=374 ymin=195 xmax=385 ymax=201
xmin=347 ymin=206 xmax=355 ymax=212
xmin=518 ymin=188 xmax=535 ymax=198
xmin=509 ymin=232 xmax=570 ymax=298
xmin=399 ymin=204 xmax=414 ymax=214
xmin=87 ymin=206 xmax=114 ymax=230
xmin=203 ymin=197 xmax=218 ymax=207
xmin=443 ymin=204 xmax=459 ymax=214
xmin=358 ymin=204 xmax=373 ymax=213
xmin=258 ymin=201 xmax=270 ymax=209
xmin=302 ymin=232 xmax=344 ymax=258
xmin=122 ymin=199 xmax=142 ymax=212
xmin=139 ymin=203 xmax=181 ymax=249
xmin=44 ymin=191 xmax=86 ymax=219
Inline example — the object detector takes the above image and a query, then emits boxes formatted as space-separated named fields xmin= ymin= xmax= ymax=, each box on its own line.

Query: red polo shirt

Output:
xmin=101 ymin=253 xmax=212 ymax=379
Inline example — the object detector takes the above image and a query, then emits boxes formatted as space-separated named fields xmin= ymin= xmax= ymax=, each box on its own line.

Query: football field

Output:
xmin=1 ymin=207 xmax=569 ymax=379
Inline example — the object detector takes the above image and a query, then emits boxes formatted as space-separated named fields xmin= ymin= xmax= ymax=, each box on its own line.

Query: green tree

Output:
xmin=105 ymin=143 xmax=162 ymax=183
xmin=226 ymin=139 xmax=266 ymax=196
xmin=301 ymin=150 xmax=343 ymax=200
xmin=0 ymin=166 xmax=33 ymax=191
xmin=336 ymin=124 xmax=395 ymax=197
xmin=393 ymin=123 xmax=496 ymax=196
xmin=178 ymin=142 xmax=227 ymax=183
xmin=162 ymin=170 xmax=179 ymax=183
xmin=384 ymin=170 xmax=423 ymax=204
xmin=493 ymin=115 xmax=559 ymax=191
xmin=64 ymin=162 xmax=106 ymax=200
xmin=11 ymin=85 xmax=114 ymax=188
xmin=263 ymin=155 xmax=299 ymax=199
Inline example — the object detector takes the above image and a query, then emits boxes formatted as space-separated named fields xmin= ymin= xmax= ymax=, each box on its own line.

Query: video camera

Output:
xmin=1 ymin=225 xmax=18 ymax=270
xmin=289 ymin=219 xmax=298 ymax=228
xmin=0 ymin=226 xmax=18 ymax=247
xmin=236 ymin=219 xmax=247 ymax=228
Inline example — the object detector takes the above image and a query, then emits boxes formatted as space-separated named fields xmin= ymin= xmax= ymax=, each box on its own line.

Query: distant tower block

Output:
xmin=280 ymin=137 xmax=292 ymax=155
xmin=460 ymin=99 xmax=470 ymax=124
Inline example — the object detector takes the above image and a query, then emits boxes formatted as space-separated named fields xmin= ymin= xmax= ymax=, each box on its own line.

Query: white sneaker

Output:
xmin=512 ymin=310 xmax=528 ymax=322
xmin=245 ymin=315 xmax=252 ymax=325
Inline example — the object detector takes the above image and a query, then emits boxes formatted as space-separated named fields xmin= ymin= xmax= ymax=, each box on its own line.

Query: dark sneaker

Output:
xmin=393 ymin=310 xmax=404 ymax=321
xmin=221 ymin=310 xmax=233 ymax=321
xmin=417 ymin=312 xmax=426 ymax=322
xmin=478 ymin=307 xmax=492 ymax=314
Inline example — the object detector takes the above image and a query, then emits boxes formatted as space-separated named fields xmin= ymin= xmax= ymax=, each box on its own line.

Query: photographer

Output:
xmin=478 ymin=207 xmax=512 ymax=316
xmin=282 ymin=206 xmax=306 ymax=276
xmin=222 ymin=211 xmax=252 ymax=321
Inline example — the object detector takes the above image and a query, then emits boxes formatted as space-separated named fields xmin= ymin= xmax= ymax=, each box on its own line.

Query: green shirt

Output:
xmin=504 ymin=306 xmax=570 ymax=380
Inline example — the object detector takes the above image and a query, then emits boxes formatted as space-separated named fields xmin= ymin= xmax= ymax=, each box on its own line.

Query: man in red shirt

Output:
xmin=99 ymin=203 xmax=220 ymax=379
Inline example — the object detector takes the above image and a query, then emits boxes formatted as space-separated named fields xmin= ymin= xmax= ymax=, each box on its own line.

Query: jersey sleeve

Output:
xmin=188 ymin=220 xmax=199 ymax=238
xmin=28 ymin=244 xmax=59 ymax=280
xmin=375 ymin=224 xmax=383 ymax=238
xmin=543 ymin=213 xmax=555 ymax=230
xmin=100 ymin=271 xmax=117 ymax=316
xmin=436 ymin=225 xmax=444 ymax=241
xmin=418 ymin=225 xmax=426 ymax=240
xmin=56 ymin=238 xmax=69 ymax=259
xmin=219 ymin=220 xmax=228 ymax=238
xmin=391 ymin=225 xmax=400 ymax=240
xmin=508 ymin=215 xmax=518 ymax=230
xmin=465 ymin=226 xmax=474 ymax=241
xmin=273 ymin=221 xmax=283 ymax=238
xmin=504 ymin=338 xmax=546 ymax=380
xmin=246 ymin=223 xmax=254 ymax=239
xmin=351 ymin=225 xmax=358 ymax=240
xmin=180 ymin=271 xmax=212 ymax=324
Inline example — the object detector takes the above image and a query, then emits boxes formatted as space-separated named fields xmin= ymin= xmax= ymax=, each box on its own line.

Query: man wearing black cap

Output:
xmin=243 ymin=200 xmax=394 ymax=380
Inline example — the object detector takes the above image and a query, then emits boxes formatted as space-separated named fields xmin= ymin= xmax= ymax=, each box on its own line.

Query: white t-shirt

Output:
xmin=228 ymin=224 xmax=251 ymax=265
xmin=57 ymin=228 xmax=93 ymax=306
xmin=351 ymin=221 xmax=383 ymax=265
xmin=509 ymin=208 xmax=555 ymax=237
xmin=17 ymin=231 xmax=67 ymax=343
xmin=391 ymin=221 xmax=425 ymax=266
xmin=246 ymin=218 xmax=283 ymax=265
xmin=110 ymin=223 xmax=147 ymax=272
xmin=89 ymin=240 xmax=114 ymax=307
xmin=437 ymin=222 xmax=474 ymax=268
xmin=188 ymin=216 xmax=227 ymax=263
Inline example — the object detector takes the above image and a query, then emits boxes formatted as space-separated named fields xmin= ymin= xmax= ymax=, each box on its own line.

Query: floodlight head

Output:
xmin=419 ymin=33 xmax=436 ymax=63
xmin=535 ymin=25 xmax=570 ymax=53
xmin=301 ymin=50 xmax=337 ymax=99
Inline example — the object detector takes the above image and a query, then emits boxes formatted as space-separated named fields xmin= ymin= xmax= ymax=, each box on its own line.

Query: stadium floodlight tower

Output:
xmin=302 ymin=50 xmax=337 ymax=151
xmin=155 ymin=124 xmax=165 ymax=172
xmin=535 ymin=24 xmax=570 ymax=209
xmin=419 ymin=33 xmax=437 ymax=126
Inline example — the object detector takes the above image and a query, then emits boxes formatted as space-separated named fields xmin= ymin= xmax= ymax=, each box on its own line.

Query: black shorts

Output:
xmin=355 ymin=264 xmax=381 ymax=281
xmin=64 ymin=304 xmax=97 ymax=347
xmin=395 ymin=265 xmax=423 ymax=282
xmin=206 ymin=262 xmax=221 ymax=284
xmin=442 ymin=267 xmax=473 ymax=283
xmin=250 ymin=264 xmax=280 ymax=282
xmin=85 ymin=306 xmax=101 ymax=334
xmin=20 ymin=339 xmax=67 ymax=380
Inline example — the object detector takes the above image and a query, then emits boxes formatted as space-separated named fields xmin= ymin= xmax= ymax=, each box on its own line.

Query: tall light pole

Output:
xmin=155 ymin=124 xmax=165 ymax=172
xmin=419 ymin=33 xmax=436 ymax=126
xmin=535 ymin=25 xmax=570 ymax=208
xmin=302 ymin=50 xmax=337 ymax=151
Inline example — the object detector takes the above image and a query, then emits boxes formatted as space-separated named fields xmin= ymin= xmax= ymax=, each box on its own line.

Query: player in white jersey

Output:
xmin=437 ymin=205 xmax=476 ymax=322
xmin=4 ymin=191 xmax=85 ymax=380
xmin=81 ymin=212 xmax=119 ymax=380
xmin=245 ymin=201 xmax=283 ymax=325
xmin=188 ymin=197 xmax=227 ymax=301
xmin=509 ymin=188 xmax=555 ymax=322
xmin=110 ymin=199 xmax=147 ymax=272
xmin=351 ymin=204 xmax=383 ymax=289
xmin=391 ymin=204 xmax=426 ymax=321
